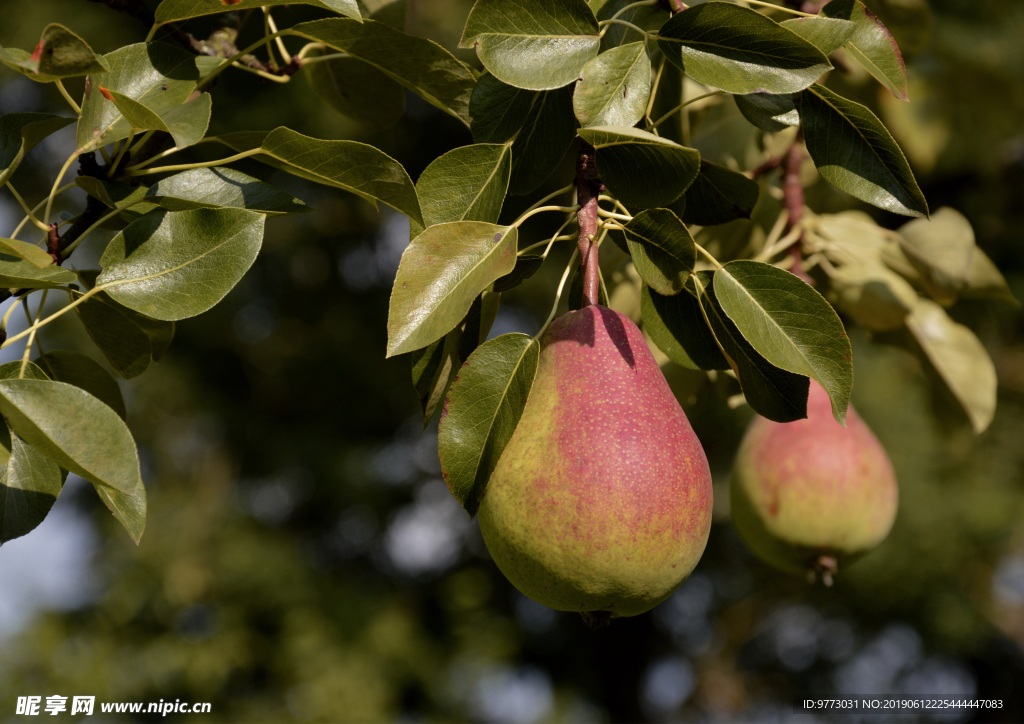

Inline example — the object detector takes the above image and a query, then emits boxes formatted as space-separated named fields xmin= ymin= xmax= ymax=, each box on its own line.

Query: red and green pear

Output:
xmin=478 ymin=306 xmax=713 ymax=621
xmin=730 ymin=380 xmax=898 ymax=583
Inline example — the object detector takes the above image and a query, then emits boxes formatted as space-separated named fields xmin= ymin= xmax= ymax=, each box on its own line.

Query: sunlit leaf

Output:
xmin=0 ymin=24 xmax=109 ymax=83
xmin=438 ymin=333 xmax=540 ymax=516
xmin=96 ymin=208 xmax=265 ymax=321
xmin=829 ymin=260 xmax=918 ymax=332
xmin=410 ymin=143 xmax=512 ymax=238
xmin=822 ymin=0 xmax=908 ymax=100
xmin=733 ymin=93 xmax=800 ymax=133
xmin=76 ymin=42 xmax=202 ymax=153
xmin=713 ymin=260 xmax=852 ymax=424
xmin=898 ymin=207 xmax=974 ymax=305
xmin=780 ymin=16 xmax=856 ymax=55
xmin=796 ymin=84 xmax=928 ymax=218
xmin=0 ymin=380 xmax=141 ymax=495
xmin=0 ymin=257 xmax=76 ymax=288
xmin=657 ymin=3 xmax=831 ymax=95
xmin=460 ymin=0 xmax=601 ymax=91
xmin=218 ymin=127 xmax=422 ymax=225
xmin=573 ymin=42 xmax=651 ymax=128
xmin=387 ymin=222 xmax=518 ymax=357
xmin=693 ymin=270 xmax=809 ymax=423
xmin=0 ymin=237 xmax=56 ymax=269
xmin=35 ymin=351 xmax=127 ymax=421
xmin=96 ymin=473 xmax=146 ymax=544
xmin=103 ymin=88 xmax=211 ymax=149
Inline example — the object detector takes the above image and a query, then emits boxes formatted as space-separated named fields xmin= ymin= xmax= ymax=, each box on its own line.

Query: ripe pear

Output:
xmin=730 ymin=380 xmax=898 ymax=583
xmin=478 ymin=306 xmax=713 ymax=621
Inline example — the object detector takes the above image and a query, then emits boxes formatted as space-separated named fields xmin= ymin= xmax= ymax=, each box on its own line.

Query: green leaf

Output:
xmin=622 ymin=208 xmax=695 ymax=296
xmin=0 ymin=257 xmax=77 ymax=288
xmin=796 ymin=84 xmax=928 ymax=218
xmin=288 ymin=18 xmax=473 ymax=126
xmin=657 ymin=2 xmax=831 ymax=95
xmin=79 ymin=168 xmax=311 ymax=217
xmin=679 ymin=160 xmax=760 ymax=226
xmin=694 ymin=271 xmax=809 ymax=422
xmin=34 ymin=351 xmax=127 ymax=421
xmin=154 ymin=0 xmax=361 ymax=24
xmin=573 ymin=42 xmax=651 ymax=128
xmin=898 ymin=207 xmax=975 ymax=305
xmin=0 ymin=435 xmax=63 ymax=545
xmin=387 ymin=223 xmax=517 ymax=357
xmin=0 ymin=24 xmax=109 ymax=83
xmin=438 ymin=333 xmax=540 ymax=516
xmin=218 ymin=127 xmax=422 ymax=225
xmin=493 ymin=254 xmax=544 ymax=293
xmin=103 ymin=88 xmax=211 ymax=149
xmin=962 ymin=248 xmax=1019 ymax=307
xmin=829 ymin=260 xmax=918 ymax=332
xmin=713 ymin=260 xmax=852 ymax=424
xmin=641 ymin=282 xmax=728 ymax=371
xmin=305 ymin=48 xmax=405 ymax=128
xmin=75 ymin=42 xmax=202 ymax=153
xmin=469 ymin=75 xmax=577 ymax=196
xmin=96 ymin=473 xmax=146 ymax=545
xmin=822 ymin=0 xmax=908 ymax=100
xmin=907 ymin=298 xmax=997 ymax=434
xmin=0 ymin=380 xmax=140 ymax=495
xmin=0 ymin=361 xmax=47 ymax=469
xmin=96 ymin=208 xmax=265 ymax=321
xmin=578 ymin=126 xmax=700 ymax=209
xmin=78 ymin=270 xmax=178 ymax=363
xmin=780 ymin=16 xmax=856 ymax=55
xmin=412 ymin=329 xmax=463 ymax=427
xmin=733 ymin=93 xmax=800 ymax=133
xmin=410 ymin=143 xmax=512 ymax=239
xmin=0 ymin=237 xmax=56 ymax=269
xmin=75 ymin=294 xmax=153 ymax=380
xmin=460 ymin=0 xmax=601 ymax=91
xmin=0 ymin=113 xmax=76 ymax=186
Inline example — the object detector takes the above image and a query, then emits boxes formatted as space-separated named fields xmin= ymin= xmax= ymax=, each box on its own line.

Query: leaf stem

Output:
xmin=58 ymin=200 xmax=146 ymax=259
xmin=644 ymin=56 xmax=667 ymax=131
xmin=230 ymin=61 xmax=292 ymax=83
xmin=297 ymin=42 xmax=327 ymax=61
xmin=264 ymin=10 xmax=292 ymax=64
xmin=9 ymin=183 xmax=76 ymax=240
xmin=597 ymin=208 xmax=632 ymax=222
xmin=517 ymin=216 xmax=579 ymax=257
xmin=649 ymin=91 xmax=727 ymax=129
xmin=598 ymin=19 xmax=653 ymax=42
xmin=695 ymin=242 xmax=725 ymax=270
xmin=124 ymin=137 xmax=219 ymax=172
xmin=0 ymin=291 xmax=28 ymax=334
xmin=44 ymin=153 xmax=79 ymax=225
xmin=738 ymin=0 xmax=814 ymax=16
xmin=19 ymin=288 xmax=48 ymax=379
xmin=519 ymin=184 xmax=575 ymax=218
xmin=512 ymin=205 xmax=580 ymax=229
xmin=535 ymin=248 xmax=580 ymax=340
xmin=129 ymin=129 xmax=157 ymax=157
xmin=5 ymin=184 xmax=50 ymax=232
xmin=125 ymin=148 xmax=263 ymax=178
xmin=108 ymin=129 xmax=136 ymax=177
xmin=55 ymin=80 xmax=81 ymax=115
xmin=0 ymin=285 xmax=105 ymax=350
xmin=297 ymin=52 xmax=351 ymax=67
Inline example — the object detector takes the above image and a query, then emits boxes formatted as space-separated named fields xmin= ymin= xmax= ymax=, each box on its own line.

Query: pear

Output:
xmin=730 ymin=380 xmax=898 ymax=584
xmin=478 ymin=306 xmax=713 ymax=620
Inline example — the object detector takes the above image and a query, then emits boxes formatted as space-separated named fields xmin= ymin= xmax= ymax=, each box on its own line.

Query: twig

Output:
xmin=576 ymin=142 xmax=602 ymax=308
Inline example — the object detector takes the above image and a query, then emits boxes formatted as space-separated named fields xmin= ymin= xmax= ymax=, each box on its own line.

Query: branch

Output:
xmin=783 ymin=128 xmax=813 ymax=284
xmin=576 ymin=143 xmax=602 ymax=308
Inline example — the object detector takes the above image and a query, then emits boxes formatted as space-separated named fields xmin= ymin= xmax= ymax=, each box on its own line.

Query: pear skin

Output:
xmin=477 ymin=306 xmax=713 ymax=618
xmin=731 ymin=380 xmax=898 ymax=581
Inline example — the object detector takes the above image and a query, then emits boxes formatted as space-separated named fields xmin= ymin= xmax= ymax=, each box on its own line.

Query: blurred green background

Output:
xmin=1 ymin=0 xmax=1023 ymax=721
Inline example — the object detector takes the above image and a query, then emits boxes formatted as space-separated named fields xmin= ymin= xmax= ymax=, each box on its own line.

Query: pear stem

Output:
xmin=576 ymin=143 xmax=602 ymax=308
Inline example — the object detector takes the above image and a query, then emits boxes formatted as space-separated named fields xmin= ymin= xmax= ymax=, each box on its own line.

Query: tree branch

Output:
xmin=783 ymin=128 xmax=813 ymax=284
